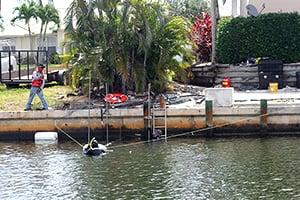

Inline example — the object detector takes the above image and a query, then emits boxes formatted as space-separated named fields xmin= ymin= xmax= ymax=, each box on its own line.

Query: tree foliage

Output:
xmin=167 ymin=0 xmax=209 ymax=21
xmin=65 ymin=0 xmax=194 ymax=93
xmin=36 ymin=3 xmax=60 ymax=50
xmin=11 ymin=1 xmax=60 ymax=51
xmin=11 ymin=1 xmax=38 ymax=50
xmin=217 ymin=13 xmax=300 ymax=64
xmin=0 ymin=16 xmax=3 ymax=31
xmin=191 ymin=12 xmax=212 ymax=62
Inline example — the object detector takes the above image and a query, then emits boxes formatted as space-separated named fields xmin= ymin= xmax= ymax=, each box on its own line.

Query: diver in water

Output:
xmin=91 ymin=138 xmax=99 ymax=148
xmin=83 ymin=137 xmax=108 ymax=156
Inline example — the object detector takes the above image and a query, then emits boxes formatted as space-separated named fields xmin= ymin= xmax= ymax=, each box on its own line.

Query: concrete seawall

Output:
xmin=1 ymin=103 xmax=300 ymax=141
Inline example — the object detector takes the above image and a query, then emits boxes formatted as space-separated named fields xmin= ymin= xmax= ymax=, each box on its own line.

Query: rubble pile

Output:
xmin=54 ymin=82 xmax=207 ymax=110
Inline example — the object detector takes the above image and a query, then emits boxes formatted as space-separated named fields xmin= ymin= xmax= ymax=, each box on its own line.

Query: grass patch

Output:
xmin=0 ymin=84 xmax=73 ymax=111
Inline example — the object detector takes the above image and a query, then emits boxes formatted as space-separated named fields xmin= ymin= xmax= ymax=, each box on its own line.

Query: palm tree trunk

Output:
xmin=28 ymin=24 xmax=37 ymax=64
xmin=42 ymin=23 xmax=48 ymax=51
xmin=143 ymin=51 xmax=147 ymax=67
xmin=39 ymin=24 xmax=44 ymax=50
xmin=211 ymin=0 xmax=217 ymax=65
xmin=28 ymin=24 xmax=33 ymax=51
xmin=38 ymin=23 xmax=44 ymax=63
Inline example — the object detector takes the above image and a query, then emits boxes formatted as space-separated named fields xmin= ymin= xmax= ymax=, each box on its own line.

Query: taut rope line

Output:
xmin=108 ymin=113 xmax=269 ymax=149
xmin=54 ymin=120 xmax=83 ymax=147
xmin=53 ymin=113 xmax=269 ymax=150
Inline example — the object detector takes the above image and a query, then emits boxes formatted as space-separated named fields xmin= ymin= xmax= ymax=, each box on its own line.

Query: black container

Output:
xmin=259 ymin=72 xmax=284 ymax=89
xmin=258 ymin=59 xmax=283 ymax=72
xmin=296 ymin=72 xmax=300 ymax=88
xmin=258 ymin=59 xmax=284 ymax=89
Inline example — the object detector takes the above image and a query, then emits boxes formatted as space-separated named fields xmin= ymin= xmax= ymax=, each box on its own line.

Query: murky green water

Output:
xmin=0 ymin=137 xmax=299 ymax=200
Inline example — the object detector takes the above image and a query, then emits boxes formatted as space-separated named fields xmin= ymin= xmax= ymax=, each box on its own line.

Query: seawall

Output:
xmin=1 ymin=103 xmax=300 ymax=141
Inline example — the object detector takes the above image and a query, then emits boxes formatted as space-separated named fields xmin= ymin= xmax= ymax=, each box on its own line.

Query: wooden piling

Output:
xmin=260 ymin=99 xmax=268 ymax=134
xmin=142 ymin=83 xmax=152 ymax=142
xmin=205 ymin=100 xmax=214 ymax=137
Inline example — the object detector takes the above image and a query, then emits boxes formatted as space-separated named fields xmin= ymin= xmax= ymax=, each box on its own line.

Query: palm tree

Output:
xmin=11 ymin=1 xmax=38 ymax=51
xmin=65 ymin=0 xmax=193 ymax=93
xmin=36 ymin=3 xmax=47 ymax=50
xmin=0 ymin=16 xmax=4 ymax=31
xmin=35 ymin=3 xmax=59 ymax=64
xmin=167 ymin=0 xmax=209 ymax=21
xmin=41 ymin=4 xmax=60 ymax=51
xmin=211 ymin=0 xmax=226 ymax=64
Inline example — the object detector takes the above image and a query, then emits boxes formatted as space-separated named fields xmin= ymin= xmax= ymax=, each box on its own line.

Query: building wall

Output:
xmin=0 ymin=34 xmax=58 ymax=52
xmin=220 ymin=0 xmax=300 ymax=17
xmin=249 ymin=0 xmax=300 ymax=14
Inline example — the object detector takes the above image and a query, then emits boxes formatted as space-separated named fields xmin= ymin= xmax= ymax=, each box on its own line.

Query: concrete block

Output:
xmin=204 ymin=88 xmax=234 ymax=107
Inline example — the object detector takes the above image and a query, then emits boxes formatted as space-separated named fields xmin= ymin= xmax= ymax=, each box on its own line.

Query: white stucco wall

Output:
xmin=0 ymin=33 xmax=58 ymax=51
xmin=249 ymin=0 xmax=300 ymax=14
xmin=220 ymin=0 xmax=300 ymax=17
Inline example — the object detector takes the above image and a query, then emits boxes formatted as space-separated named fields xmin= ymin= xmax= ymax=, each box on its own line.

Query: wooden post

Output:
xmin=205 ymin=100 xmax=214 ymax=136
xmin=206 ymin=100 xmax=213 ymax=126
xmin=143 ymin=102 xmax=151 ymax=141
xmin=142 ymin=84 xmax=151 ymax=141
xmin=260 ymin=99 xmax=268 ymax=134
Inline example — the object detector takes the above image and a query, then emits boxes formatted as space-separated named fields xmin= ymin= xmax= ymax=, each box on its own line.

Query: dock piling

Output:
xmin=260 ymin=99 xmax=268 ymax=134
xmin=205 ymin=100 xmax=214 ymax=137
xmin=143 ymin=102 xmax=151 ymax=141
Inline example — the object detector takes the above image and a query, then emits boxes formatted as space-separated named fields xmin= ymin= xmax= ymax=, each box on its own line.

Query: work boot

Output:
xmin=37 ymin=108 xmax=48 ymax=111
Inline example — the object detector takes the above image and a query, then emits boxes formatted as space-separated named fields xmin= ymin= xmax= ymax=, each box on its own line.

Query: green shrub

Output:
xmin=217 ymin=13 xmax=300 ymax=64
xmin=49 ymin=52 xmax=60 ymax=64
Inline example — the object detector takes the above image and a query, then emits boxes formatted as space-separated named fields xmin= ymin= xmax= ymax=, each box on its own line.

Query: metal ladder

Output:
xmin=152 ymin=104 xmax=167 ymax=141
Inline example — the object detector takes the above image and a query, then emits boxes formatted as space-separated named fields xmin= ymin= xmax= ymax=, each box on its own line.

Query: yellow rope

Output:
xmin=54 ymin=121 xmax=83 ymax=148
xmin=54 ymin=113 xmax=269 ymax=150
xmin=109 ymin=113 xmax=269 ymax=149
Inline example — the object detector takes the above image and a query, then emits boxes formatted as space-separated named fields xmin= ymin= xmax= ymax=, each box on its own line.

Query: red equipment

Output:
xmin=104 ymin=93 xmax=128 ymax=104
xmin=222 ymin=77 xmax=231 ymax=88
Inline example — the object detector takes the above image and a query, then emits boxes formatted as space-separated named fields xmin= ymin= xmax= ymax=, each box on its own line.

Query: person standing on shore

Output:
xmin=24 ymin=64 xmax=48 ymax=111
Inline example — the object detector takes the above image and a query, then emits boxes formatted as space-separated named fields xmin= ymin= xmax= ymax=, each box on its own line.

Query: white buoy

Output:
xmin=34 ymin=132 xmax=58 ymax=143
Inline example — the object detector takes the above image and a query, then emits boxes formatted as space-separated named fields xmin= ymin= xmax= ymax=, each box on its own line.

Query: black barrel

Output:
xmin=296 ymin=72 xmax=300 ymax=88
xmin=258 ymin=59 xmax=284 ymax=89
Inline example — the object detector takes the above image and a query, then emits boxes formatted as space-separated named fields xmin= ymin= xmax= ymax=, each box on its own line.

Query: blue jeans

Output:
xmin=25 ymin=87 xmax=48 ymax=110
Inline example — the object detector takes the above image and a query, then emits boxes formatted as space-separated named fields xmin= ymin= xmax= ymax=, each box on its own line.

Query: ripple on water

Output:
xmin=0 ymin=137 xmax=299 ymax=199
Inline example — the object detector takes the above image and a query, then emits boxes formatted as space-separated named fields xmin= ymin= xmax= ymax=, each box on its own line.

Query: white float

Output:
xmin=34 ymin=132 xmax=58 ymax=143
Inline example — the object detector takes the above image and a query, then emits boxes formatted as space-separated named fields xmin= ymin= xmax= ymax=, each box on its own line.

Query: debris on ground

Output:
xmin=54 ymin=82 xmax=206 ymax=110
xmin=51 ymin=83 xmax=300 ymax=110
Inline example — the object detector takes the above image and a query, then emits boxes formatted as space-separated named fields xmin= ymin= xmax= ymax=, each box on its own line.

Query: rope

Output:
xmin=53 ymin=113 xmax=269 ymax=150
xmin=109 ymin=113 xmax=269 ymax=149
xmin=54 ymin=121 xmax=83 ymax=148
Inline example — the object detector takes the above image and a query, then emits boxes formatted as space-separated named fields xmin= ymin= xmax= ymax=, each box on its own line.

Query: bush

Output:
xmin=217 ymin=13 xmax=300 ymax=64
xmin=49 ymin=52 xmax=60 ymax=64
xmin=191 ymin=12 xmax=212 ymax=62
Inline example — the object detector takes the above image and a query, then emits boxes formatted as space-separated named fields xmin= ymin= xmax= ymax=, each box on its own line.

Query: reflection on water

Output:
xmin=0 ymin=137 xmax=299 ymax=200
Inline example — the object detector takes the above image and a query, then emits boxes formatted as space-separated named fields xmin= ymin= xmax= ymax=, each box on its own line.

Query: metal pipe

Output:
xmin=18 ymin=51 xmax=21 ymax=80
xmin=88 ymin=71 xmax=91 ymax=143
xmin=27 ymin=52 xmax=29 ymax=79
xmin=105 ymin=83 xmax=109 ymax=144
xmin=8 ymin=51 xmax=11 ymax=80
xmin=148 ymin=83 xmax=151 ymax=142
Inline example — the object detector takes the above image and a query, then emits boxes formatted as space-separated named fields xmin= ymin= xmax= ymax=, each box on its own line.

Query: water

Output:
xmin=0 ymin=137 xmax=299 ymax=200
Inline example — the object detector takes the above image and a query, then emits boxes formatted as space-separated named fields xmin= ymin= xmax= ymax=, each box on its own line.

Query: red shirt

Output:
xmin=31 ymin=70 xmax=44 ymax=87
